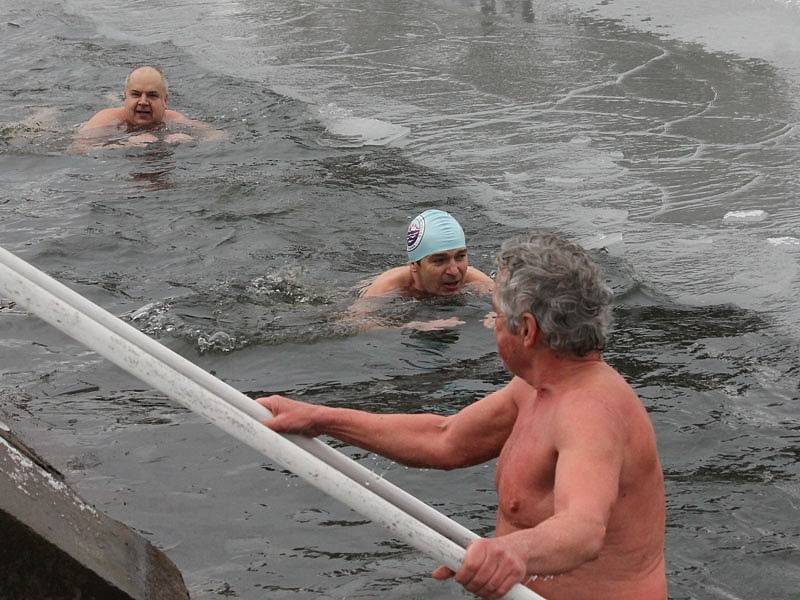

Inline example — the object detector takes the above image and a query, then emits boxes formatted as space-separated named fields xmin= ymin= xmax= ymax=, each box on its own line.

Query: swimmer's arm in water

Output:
xmin=462 ymin=268 xmax=495 ymax=328
xmin=165 ymin=111 xmax=226 ymax=142
xmin=68 ymin=109 xmax=126 ymax=153
xmin=345 ymin=294 xmax=466 ymax=332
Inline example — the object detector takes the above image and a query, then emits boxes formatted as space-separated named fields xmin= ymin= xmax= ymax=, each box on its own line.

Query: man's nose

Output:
xmin=445 ymin=260 xmax=460 ymax=275
xmin=137 ymin=95 xmax=149 ymax=105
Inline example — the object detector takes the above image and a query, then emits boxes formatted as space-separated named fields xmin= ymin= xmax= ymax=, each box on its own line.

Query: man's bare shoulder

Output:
xmin=550 ymin=363 xmax=649 ymax=447
xmin=504 ymin=375 xmax=537 ymax=405
xmin=79 ymin=108 xmax=125 ymax=131
xmin=360 ymin=266 xmax=411 ymax=298
xmin=464 ymin=266 xmax=494 ymax=292
xmin=164 ymin=109 xmax=195 ymax=126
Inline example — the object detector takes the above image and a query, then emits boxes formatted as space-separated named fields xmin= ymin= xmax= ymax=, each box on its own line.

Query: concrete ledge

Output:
xmin=0 ymin=422 xmax=190 ymax=600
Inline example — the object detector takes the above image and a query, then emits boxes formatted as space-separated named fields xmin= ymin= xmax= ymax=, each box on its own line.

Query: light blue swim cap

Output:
xmin=406 ymin=209 xmax=466 ymax=262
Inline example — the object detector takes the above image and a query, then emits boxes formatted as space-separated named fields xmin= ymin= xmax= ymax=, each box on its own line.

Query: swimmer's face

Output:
xmin=412 ymin=248 xmax=469 ymax=296
xmin=123 ymin=68 xmax=168 ymax=129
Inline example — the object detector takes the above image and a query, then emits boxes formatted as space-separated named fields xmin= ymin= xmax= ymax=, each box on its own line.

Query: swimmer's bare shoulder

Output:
xmin=163 ymin=109 xmax=197 ymax=128
xmin=464 ymin=266 xmax=494 ymax=293
xmin=360 ymin=266 xmax=412 ymax=298
xmin=79 ymin=108 xmax=126 ymax=131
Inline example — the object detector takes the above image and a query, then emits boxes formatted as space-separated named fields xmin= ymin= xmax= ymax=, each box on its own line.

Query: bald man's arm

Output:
xmin=68 ymin=109 xmax=126 ymax=153
xmin=165 ymin=111 xmax=225 ymax=141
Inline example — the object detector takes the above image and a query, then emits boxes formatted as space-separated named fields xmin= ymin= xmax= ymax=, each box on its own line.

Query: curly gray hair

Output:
xmin=495 ymin=233 xmax=612 ymax=357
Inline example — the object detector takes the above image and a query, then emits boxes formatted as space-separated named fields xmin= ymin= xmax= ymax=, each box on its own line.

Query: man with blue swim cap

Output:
xmin=360 ymin=209 xmax=494 ymax=298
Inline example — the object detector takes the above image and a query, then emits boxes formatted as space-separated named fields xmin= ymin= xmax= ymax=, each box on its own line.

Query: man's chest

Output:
xmin=494 ymin=414 xmax=558 ymax=528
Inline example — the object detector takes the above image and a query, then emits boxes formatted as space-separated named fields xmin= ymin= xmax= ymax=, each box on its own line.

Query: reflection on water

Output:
xmin=1 ymin=0 xmax=800 ymax=599
xmin=128 ymin=151 xmax=178 ymax=190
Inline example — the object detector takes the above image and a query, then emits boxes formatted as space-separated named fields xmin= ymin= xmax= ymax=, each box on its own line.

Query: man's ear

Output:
xmin=409 ymin=261 xmax=419 ymax=274
xmin=520 ymin=312 xmax=538 ymax=347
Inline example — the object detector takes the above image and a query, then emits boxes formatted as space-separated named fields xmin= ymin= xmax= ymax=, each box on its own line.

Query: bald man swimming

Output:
xmin=72 ymin=66 xmax=221 ymax=152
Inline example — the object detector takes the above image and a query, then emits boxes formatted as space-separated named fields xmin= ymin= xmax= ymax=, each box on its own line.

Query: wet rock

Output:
xmin=0 ymin=423 xmax=189 ymax=600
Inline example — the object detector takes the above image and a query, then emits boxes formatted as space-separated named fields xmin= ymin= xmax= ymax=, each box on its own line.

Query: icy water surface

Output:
xmin=2 ymin=0 xmax=800 ymax=598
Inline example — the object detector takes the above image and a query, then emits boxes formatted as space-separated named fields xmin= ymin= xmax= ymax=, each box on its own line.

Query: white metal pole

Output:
xmin=0 ymin=245 xmax=545 ymax=600
xmin=0 ymin=244 xmax=476 ymax=548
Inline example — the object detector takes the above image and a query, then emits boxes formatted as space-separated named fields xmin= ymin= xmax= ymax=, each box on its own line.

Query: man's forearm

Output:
xmin=503 ymin=513 xmax=607 ymax=576
xmin=316 ymin=406 xmax=454 ymax=469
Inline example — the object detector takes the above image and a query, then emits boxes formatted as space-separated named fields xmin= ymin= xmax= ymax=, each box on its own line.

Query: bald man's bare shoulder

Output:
xmin=164 ymin=109 xmax=194 ymax=126
xmin=79 ymin=108 xmax=126 ymax=131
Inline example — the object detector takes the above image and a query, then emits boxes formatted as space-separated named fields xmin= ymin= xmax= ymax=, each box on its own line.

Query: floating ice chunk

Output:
xmin=197 ymin=331 xmax=236 ymax=353
xmin=323 ymin=117 xmax=410 ymax=147
xmin=767 ymin=236 xmax=800 ymax=246
xmin=544 ymin=176 xmax=583 ymax=185
xmin=583 ymin=232 xmax=624 ymax=250
xmin=569 ymin=135 xmax=592 ymax=145
xmin=316 ymin=102 xmax=410 ymax=147
xmin=128 ymin=302 xmax=158 ymax=321
xmin=503 ymin=171 xmax=532 ymax=183
xmin=723 ymin=209 xmax=767 ymax=223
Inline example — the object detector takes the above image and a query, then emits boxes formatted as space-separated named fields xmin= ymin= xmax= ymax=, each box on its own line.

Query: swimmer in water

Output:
xmin=351 ymin=209 xmax=494 ymax=331
xmin=70 ymin=66 xmax=222 ymax=153
xmin=360 ymin=209 xmax=494 ymax=299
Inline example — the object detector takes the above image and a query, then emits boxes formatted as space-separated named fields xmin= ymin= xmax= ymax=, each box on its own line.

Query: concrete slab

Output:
xmin=0 ymin=422 xmax=190 ymax=600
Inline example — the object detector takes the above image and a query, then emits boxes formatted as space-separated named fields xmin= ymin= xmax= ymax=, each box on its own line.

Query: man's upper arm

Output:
xmin=439 ymin=377 xmax=523 ymax=465
xmin=552 ymin=398 xmax=625 ymax=527
xmin=168 ymin=112 xmax=225 ymax=140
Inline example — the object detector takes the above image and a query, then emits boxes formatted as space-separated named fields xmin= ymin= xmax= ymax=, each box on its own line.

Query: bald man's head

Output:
xmin=122 ymin=66 xmax=169 ymax=128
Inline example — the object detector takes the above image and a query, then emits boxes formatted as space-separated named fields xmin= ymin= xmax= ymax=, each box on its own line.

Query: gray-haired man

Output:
xmin=259 ymin=233 xmax=667 ymax=600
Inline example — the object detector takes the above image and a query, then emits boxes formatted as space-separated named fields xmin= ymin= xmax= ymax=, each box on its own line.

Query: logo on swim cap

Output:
xmin=406 ymin=209 xmax=466 ymax=263
xmin=406 ymin=214 xmax=425 ymax=254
